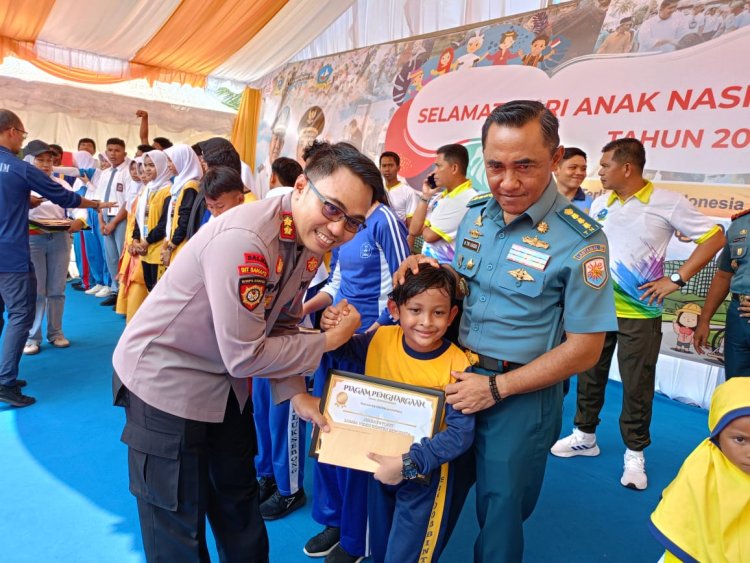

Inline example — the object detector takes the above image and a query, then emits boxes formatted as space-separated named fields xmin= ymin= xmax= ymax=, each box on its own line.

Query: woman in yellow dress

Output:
xmin=160 ymin=144 xmax=202 ymax=268
xmin=132 ymin=150 xmax=171 ymax=292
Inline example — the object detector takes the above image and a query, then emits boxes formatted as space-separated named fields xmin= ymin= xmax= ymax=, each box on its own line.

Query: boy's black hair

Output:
xmin=562 ymin=146 xmax=587 ymax=161
xmin=48 ymin=143 xmax=63 ymax=156
xmin=77 ymin=137 xmax=96 ymax=151
xmin=199 ymin=137 xmax=242 ymax=174
xmin=271 ymin=156 xmax=303 ymax=187
xmin=390 ymin=263 xmax=458 ymax=306
xmin=153 ymin=136 xmax=173 ymax=149
xmin=379 ymin=151 xmax=400 ymax=166
xmin=201 ymin=166 xmax=244 ymax=199
xmin=106 ymin=137 xmax=126 ymax=149
xmin=137 ymin=144 xmax=154 ymax=154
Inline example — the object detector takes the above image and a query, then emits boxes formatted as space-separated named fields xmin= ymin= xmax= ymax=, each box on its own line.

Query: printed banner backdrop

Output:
xmin=255 ymin=0 xmax=750 ymax=378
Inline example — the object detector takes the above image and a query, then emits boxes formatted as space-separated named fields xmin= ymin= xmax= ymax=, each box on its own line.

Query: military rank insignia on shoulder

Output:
xmin=467 ymin=192 xmax=493 ymax=207
xmin=557 ymin=205 xmax=601 ymax=239
xmin=731 ymin=208 xmax=750 ymax=221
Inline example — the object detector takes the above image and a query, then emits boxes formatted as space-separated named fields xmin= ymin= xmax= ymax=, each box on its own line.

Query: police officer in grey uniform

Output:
xmin=397 ymin=100 xmax=617 ymax=562
xmin=695 ymin=208 xmax=750 ymax=377
xmin=113 ymin=142 xmax=383 ymax=562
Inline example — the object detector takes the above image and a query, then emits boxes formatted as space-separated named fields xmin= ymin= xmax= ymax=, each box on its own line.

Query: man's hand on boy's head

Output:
xmin=368 ymin=452 xmax=404 ymax=485
xmin=393 ymin=255 xmax=440 ymax=286
xmin=446 ymin=370 xmax=496 ymax=414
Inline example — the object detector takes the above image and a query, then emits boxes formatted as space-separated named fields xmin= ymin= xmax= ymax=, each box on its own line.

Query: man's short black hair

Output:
xmin=137 ymin=144 xmax=154 ymax=154
xmin=379 ymin=151 xmax=401 ymax=166
xmin=49 ymin=143 xmax=64 ymax=156
xmin=201 ymin=166 xmax=245 ymax=199
xmin=437 ymin=144 xmax=469 ymax=176
xmin=271 ymin=157 xmax=303 ymax=188
xmin=562 ymin=147 xmax=587 ymax=161
xmin=602 ymin=138 xmax=646 ymax=171
xmin=199 ymin=138 xmax=241 ymax=174
xmin=153 ymin=137 xmax=173 ymax=149
xmin=106 ymin=137 xmax=126 ymax=149
xmin=304 ymin=141 xmax=385 ymax=205
xmin=390 ymin=263 xmax=458 ymax=307
xmin=77 ymin=137 xmax=96 ymax=151
xmin=481 ymin=100 xmax=560 ymax=154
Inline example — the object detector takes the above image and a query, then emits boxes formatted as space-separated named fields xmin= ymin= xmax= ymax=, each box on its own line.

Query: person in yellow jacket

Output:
xmin=160 ymin=144 xmax=202 ymax=267
xmin=649 ymin=377 xmax=750 ymax=562
xmin=131 ymin=150 xmax=171 ymax=291
xmin=116 ymin=157 xmax=149 ymax=321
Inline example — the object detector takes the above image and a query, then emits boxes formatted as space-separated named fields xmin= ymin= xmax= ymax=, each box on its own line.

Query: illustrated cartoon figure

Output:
xmin=408 ymin=67 xmax=425 ymax=92
xmin=430 ymin=47 xmax=454 ymax=77
xmin=672 ymin=303 xmax=702 ymax=354
xmin=520 ymin=34 xmax=557 ymax=67
xmin=487 ymin=30 xmax=521 ymax=65
xmin=454 ymin=31 xmax=487 ymax=70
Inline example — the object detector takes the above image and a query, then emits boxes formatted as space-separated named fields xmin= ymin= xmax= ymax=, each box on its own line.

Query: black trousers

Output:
xmin=118 ymin=383 xmax=268 ymax=563
xmin=142 ymin=263 xmax=159 ymax=292
xmin=574 ymin=316 xmax=663 ymax=451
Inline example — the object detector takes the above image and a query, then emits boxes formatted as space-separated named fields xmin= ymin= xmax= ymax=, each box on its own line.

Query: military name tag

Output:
xmin=507 ymin=243 xmax=550 ymax=271
xmin=462 ymin=238 xmax=480 ymax=252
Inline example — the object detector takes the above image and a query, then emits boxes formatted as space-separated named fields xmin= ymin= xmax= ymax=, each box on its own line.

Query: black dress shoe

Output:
xmin=0 ymin=385 xmax=35 ymax=407
xmin=71 ymin=282 xmax=86 ymax=291
xmin=100 ymin=294 xmax=118 ymax=306
xmin=16 ymin=379 xmax=27 ymax=387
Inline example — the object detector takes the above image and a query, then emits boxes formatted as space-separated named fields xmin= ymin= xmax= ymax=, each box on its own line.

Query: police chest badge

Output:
xmin=239 ymin=277 xmax=266 ymax=311
xmin=582 ymin=257 xmax=608 ymax=289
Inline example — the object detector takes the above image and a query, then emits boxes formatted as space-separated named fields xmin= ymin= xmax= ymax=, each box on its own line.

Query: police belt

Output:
xmin=464 ymin=349 xmax=524 ymax=374
xmin=732 ymin=293 xmax=750 ymax=302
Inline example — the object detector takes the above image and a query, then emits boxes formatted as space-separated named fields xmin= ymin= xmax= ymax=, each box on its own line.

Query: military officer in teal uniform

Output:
xmin=396 ymin=100 xmax=617 ymax=562
xmin=695 ymin=208 xmax=750 ymax=377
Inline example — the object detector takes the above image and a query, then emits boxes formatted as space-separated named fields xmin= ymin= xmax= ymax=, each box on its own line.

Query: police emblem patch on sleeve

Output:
xmin=239 ymin=277 xmax=266 ymax=311
xmin=582 ymin=257 xmax=608 ymax=289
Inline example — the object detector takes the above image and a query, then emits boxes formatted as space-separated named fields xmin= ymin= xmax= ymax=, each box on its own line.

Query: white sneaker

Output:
xmin=85 ymin=284 xmax=104 ymax=295
xmin=94 ymin=286 xmax=112 ymax=298
xmin=23 ymin=343 xmax=40 ymax=355
xmin=550 ymin=428 xmax=600 ymax=457
xmin=621 ymin=449 xmax=647 ymax=490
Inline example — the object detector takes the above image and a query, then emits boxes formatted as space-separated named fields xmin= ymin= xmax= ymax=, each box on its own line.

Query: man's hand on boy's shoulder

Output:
xmin=446 ymin=370 xmax=496 ymax=414
xmin=368 ymin=452 xmax=404 ymax=485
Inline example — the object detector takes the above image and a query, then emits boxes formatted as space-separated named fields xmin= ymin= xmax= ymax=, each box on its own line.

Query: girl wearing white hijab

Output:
xmin=115 ymin=156 xmax=149 ymax=321
xmin=132 ymin=150 xmax=172 ymax=291
xmin=160 ymin=144 xmax=202 ymax=267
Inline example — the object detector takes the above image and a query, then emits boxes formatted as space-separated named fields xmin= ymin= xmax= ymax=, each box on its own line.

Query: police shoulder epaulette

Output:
xmin=731 ymin=208 xmax=750 ymax=221
xmin=466 ymin=192 xmax=493 ymax=207
xmin=556 ymin=205 xmax=602 ymax=239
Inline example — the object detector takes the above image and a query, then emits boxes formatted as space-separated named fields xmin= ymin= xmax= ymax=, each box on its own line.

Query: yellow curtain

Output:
xmin=231 ymin=88 xmax=262 ymax=171
xmin=133 ymin=0 xmax=287 ymax=78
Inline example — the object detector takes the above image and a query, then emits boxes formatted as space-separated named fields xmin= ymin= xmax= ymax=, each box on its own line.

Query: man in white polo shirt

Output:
xmin=379 ymin=151 xmax=417 ymax=224
xmin=408 ymin=143 xmax=477 ymax=263
xmin=551 ymin=138 xmax=725 ymax=490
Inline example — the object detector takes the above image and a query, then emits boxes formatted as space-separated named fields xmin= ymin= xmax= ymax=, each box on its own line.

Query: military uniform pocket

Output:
xmin=497 ymin=264 xmax=545 ymax=297
xmin=121 ymin=423 xmax=181 ymax=511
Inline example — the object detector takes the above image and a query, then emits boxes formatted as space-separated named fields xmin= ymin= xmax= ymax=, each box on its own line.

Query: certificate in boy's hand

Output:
xmin=310 ymin=370 xmax=445 ymax=473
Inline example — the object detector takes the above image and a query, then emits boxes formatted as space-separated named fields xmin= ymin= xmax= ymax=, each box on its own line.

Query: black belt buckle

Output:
xmin=465 ymin=349 xmax=522 ymax=373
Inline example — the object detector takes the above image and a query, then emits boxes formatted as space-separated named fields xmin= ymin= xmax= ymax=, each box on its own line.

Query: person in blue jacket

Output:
xmin=0 ymin=110 xmax=110 ymax=407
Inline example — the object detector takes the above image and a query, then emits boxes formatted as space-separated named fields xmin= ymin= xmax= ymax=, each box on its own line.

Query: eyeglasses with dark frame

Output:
xmin=305 ymin=175 xmax=366 ymax=233
xmin=12 ymin=127 xmax=28 ymax=140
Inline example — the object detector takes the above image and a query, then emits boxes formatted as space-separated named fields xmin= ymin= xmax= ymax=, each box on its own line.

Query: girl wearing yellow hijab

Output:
xmin=650 ymin=377 xmax=750 ymax=562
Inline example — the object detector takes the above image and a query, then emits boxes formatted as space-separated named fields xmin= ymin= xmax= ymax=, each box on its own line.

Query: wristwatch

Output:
xmin=401 ymin=453 xmax=419 ymax=480
xmin=669 ymin=272 xmax=686 ymax=288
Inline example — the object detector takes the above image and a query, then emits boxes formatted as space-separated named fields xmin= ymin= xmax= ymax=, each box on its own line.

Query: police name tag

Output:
xmin=507 ymin=243 xmax=550 ymax=271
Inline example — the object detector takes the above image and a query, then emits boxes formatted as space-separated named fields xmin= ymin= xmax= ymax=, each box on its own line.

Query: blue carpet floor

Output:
xmin=0 ymin=285 xmax=708 ymax=562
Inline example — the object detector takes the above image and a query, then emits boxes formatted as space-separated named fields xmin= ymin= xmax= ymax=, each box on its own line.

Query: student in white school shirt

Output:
xmin=380 ymin=151 xmax=417 ymax=225
xmin=96 ymin=138 xmax=130 ymax=305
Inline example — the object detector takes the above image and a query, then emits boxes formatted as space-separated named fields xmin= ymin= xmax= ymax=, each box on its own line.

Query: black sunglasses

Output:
xmin=305 ymin=175 xmax=366 ymax=233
